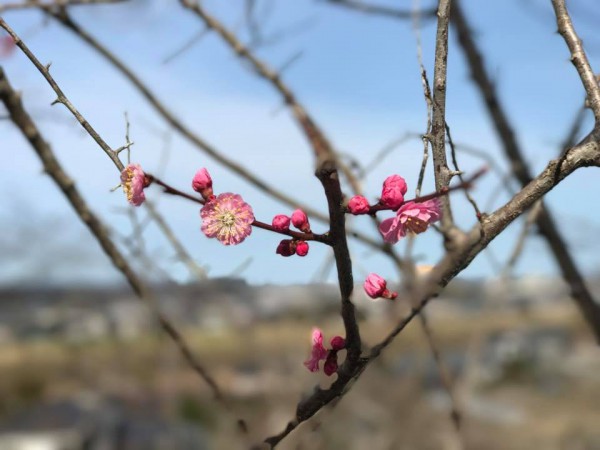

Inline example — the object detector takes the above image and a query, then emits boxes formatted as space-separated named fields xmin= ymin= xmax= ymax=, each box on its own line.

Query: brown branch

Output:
xmin=451 ymin=0 xmax=600 ymax=343
xmin=0 ymin=65 xmax=226 ymax=405
xmin=551 ymin=0 xmax=600 ymax=122
xmin=431 ymin=0 xmax=456 ymax=229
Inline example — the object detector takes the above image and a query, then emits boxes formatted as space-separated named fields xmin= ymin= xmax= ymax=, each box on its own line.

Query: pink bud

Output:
xmin=330 ymin=336 xmax=346 ymax=351
xmin=347 ymin=195 xmax=371 ymax=215
xmin=295 ymin=241 xmax=309 ymax=257
xmin=363 ymin=273 xmax=397 ymax=300
xmin=381 ymin=175 xmax=408 ymax=209
xmin=323 ymin=351 xmax=339 ymax=376
xmin=192 ymin=168 xmax=213 ymax=200
xmin=291 ymin=209 xmax=311 ymax=233
xmin=276 ymin=239 xmax=295 ymax=257
xmin=272 ymin=214 xmax=291 ymax=231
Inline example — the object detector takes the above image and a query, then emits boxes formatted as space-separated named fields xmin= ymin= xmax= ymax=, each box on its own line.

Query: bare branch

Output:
xmin=551 ymin=0 xmax=600 ymax=122
xmin=0 ymin=65 xmax=225 ymax=406
xmin=431 ymin=0 xmax=456 ymax=230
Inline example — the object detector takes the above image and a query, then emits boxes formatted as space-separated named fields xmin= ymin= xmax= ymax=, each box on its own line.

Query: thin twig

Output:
xmin=551 ymin=0 xmax=600 ymax=122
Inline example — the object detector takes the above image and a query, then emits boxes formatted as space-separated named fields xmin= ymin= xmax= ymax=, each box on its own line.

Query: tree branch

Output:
xmin=0 ymin=65 xmax=226 ymax=405
xmin=551 ymin=0 xmax=600 ymax=122
xmin=431 ymin=0 xmax=456 ymax=229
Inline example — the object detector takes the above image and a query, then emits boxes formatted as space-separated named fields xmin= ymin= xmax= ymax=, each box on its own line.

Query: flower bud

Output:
xmin=276 ymin=239 xmax=295 ymax=257
xmin=347 ymin=195 xmax=370 ymax=215
xmin=192 ymin=168 xmax=213 ymax=200
xmin=363 ymin=273 xmax=397 ymax=300
xmin=272 ymin=214 xmax=291 ymax=231
xmin=330 ymin=336 xmax=346 ymax=351
xmin=380 ymin=175 xmax=407 ymax=209
xmin=295 ymin=241 xmax=309 ymax=257
xmin=291 ymin=209 xmax=311 ymax=233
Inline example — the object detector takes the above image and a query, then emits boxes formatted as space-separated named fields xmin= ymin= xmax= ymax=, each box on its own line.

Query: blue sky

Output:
xmin=1 ymin=0 xmax=600 ymax=286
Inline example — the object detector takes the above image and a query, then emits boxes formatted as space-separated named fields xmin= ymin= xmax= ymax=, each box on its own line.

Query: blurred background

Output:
xmin=1 ymin=0 xmax=600 ymax=448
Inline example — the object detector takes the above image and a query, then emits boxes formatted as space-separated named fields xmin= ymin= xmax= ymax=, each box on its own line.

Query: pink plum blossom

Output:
xmin=303 ymin=328 xmax=328 ymax=372
xmin=363 ymin=273 xmax=398 ymax=300
xmin=192 ymin=168 xmax=213 ymax=200
xmin=304 ymin=328 xmax=345 ymax=375
xmin=291 ymin=209 xmax=311 ymax=233
xmin=379 ymin=199 xmax=441 ymax=244
xmin=380 ymin=175 xmax=408 ymax=209
xmin=295 ymin=241 xmax=309 ymax=257
xmin=347 ymin=195 xmax=370 ymax=215
xmin=200 ymin=193 xmax=254 ymax=245
xmin=120 ymin=163 xmax=147 ymax=207
xmin=272 ymin=214 xmax=291 ymax=231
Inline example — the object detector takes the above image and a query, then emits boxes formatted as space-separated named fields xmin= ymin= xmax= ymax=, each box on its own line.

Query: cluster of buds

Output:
xmin=272 ymin=209 xmax=311 ymax=257
xmin=303 ymin=328 xmax=346 ymax=376
xmin=347 ymin=174 xmax=441 ymax=244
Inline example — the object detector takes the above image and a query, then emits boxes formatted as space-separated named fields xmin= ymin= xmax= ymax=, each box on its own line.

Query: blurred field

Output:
xmin=0 ymin=291 xmax=599 ymax=450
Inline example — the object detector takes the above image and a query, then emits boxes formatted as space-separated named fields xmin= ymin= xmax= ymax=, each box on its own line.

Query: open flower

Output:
xmin=380 ymin=175 xmax=408 ymax=209
xmin=379 ymin=199 xmax=441 ymax=244
xmin=304 ymin=328 xmax=346 ymax=377
xmin=303 ymin=328 xmax=328 ymax=372
xmin=304 ymin=328 xmax=345 ymax=375
xmin=120 ymin=163 xmax=147 ymax=206
xmin=363 ymin=273 xmax=397 ymax=300
xmin=201 ymin=193 xmax=254 ymax=245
